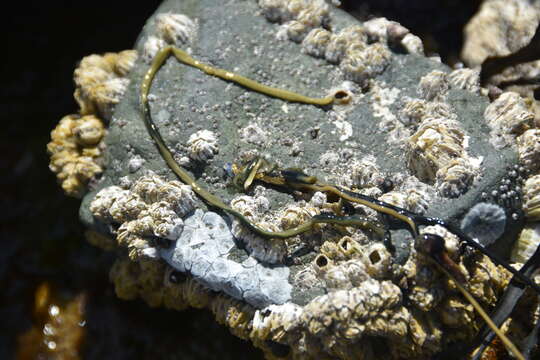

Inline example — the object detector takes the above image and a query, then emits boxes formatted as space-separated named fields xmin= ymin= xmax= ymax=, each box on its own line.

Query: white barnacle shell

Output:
xmin=147 ymin=202 xmax=184 ymax=240
xmin=258 ymin=0 xmax=290 ymax=23
xmin=90 ymin=186 xmax=126 ymax=221
xmin=401 ymin=176 xmax=432 ymax=214
xmin=380 ymin=191 xmax=408 ymax=209
xmin=155 ymin=13 xmax=197 ymax=46
xmin=407 ymin=118 xmax=466 ymax=183
xmin=436 ymin=157 xmax=478 ymax=198
xmin=154 ymin=181 xmax=197 ymax=217
xmin=512 ymin=223 xmax=540 ymax=264
xmin=361 ymin=242 xmax=392 ymax=279
xmin=523 ymin=175 xmax=540 ymax=221
xmin=279 ymin=203 xmax=319 ymax=230
xmin=73 ymin=51 xmax=137 ymax=118
xmin=108 ymin=191 xmax=147 ymax=223
xmin=448 ymin=68 xmax=480 ymax=94
xmin=239 ymin=123 xmax=268 ymax=146
xmin=301 ymin=27 xmax=332 ymax=58
xmin=418 ymin=70 xmax=449 ymax=101
xmin=349 ymin=155 xmax=382 ymax=189
xmin=324 ymin=260 xmax=369 ymax=291
xmin=363 ymin=17 xmax=406 ymax=43
xmin=89 ymin=173 xmax=198 ymax=260
xmin=324 ymin=25 xmax=368 ymax=64
xmin=131 ymin=172 xmax=165 ymax=203
xmin=460 ymin=202 xmax=507 ymax=246
xmin=230 ymin=191 xmax=271 ymax=219
xmin=484 ymin=92 xmax=534 ymax=148
xmin=264 ymin=0 xmax=330 ymax=42
xmin=142 ymin=36 xmax=167 ymax=63
xmin=309 ymin=191 xmax=327 ymax=208
xmin=399 ymin=98 xmax=427 ymax=127
xmin=187 ymin=129 xmax=218 ymax=162
xmin=517 ymin=129 xmax=540 ymax=173
xmin=340 ymin=43 xmax=391 ymax=86
xmin=142 ymin=13 xmax=197 ymax=62
xmin=400 ymin=33 xmax=424 ymax=55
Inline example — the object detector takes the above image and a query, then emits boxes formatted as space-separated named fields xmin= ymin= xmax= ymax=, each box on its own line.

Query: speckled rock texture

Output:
xmin=74 ymin=0 xmax=533 ymax=358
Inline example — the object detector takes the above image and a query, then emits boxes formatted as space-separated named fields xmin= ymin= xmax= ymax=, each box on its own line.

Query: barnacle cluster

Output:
xmin=259 ymin=0 xmax=330 ymax=42
xmin=74 ymin=50 xmax=137 ymax=118
xmin=47 ymin=114 xmax=105 ymax=198
xmin=90 ymin=172 xmax=197 ymax=260
xmin=484 ymin=91 xmax=535 ymax=149
xmin=259 ymin=0 xmax=423 ymax=89
xmin=142 ymin=12 xmax=197 ymax=62
xmin=230 ymin=186 xmax=329 ymax=264
xmin=48 ymin=49 xmax=137 ymax=197
xmin=246 ymin=223 xmax=512 ymax=359
xmin=407 ymin=117 xmax=480 ymax=198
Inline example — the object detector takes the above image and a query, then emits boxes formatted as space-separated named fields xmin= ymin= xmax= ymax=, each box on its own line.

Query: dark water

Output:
xmin=0 ymin=1 xmax=481 ymax=359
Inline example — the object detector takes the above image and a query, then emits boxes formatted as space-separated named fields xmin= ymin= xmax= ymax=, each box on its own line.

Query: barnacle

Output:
xmin=517 ymin=129 xmax=540 ymax=173
xmin=448 ymin=68 xmax=481 ymax=94
xmin=259 ymin=0 xmax=330 ymax=42
xmin=74 ymin=50 xmax=137 ymax=118
xmin=239 ymin=123 xmax=268 ymax=147
xmin=484 ymin=92 xmax=534 ymax=148
xmin=363 ymin=17 xmax=407 ymax=43
xmin=142 ymin=12 xmax=197 ymax=62
xmin=90 ymin=172 xmax=197 ymax=260
xmin=340 ymin=43 xmax=392 ymax=86
xmin=187 ymin=129 xmax=219 ymax=162
xmin=301 ymin=27 xmax=332 ymax=58
xmin=400 ymin=33 xmax=424 ymax=55
xmin=407 ymin=118 xmax=480 ymax=197
xmin=348 ymin=155 xmax=383 ymax=189
xmin=418 ymin=70 xmax=449 ymax=101
xmin=47 ymin=114 xmax=105 ymax=198
xmin=399 ymin=98 xmax=455 ymax=128
xmin=230 ymin=191 xmax=288 ymax=264
xmin=325 ymin=25 xmax=368 ymax=64
xmin=523 ymin=175 xmax=540 ymax=221
xmin=512 ymin=223 xmax=540 ymax=263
